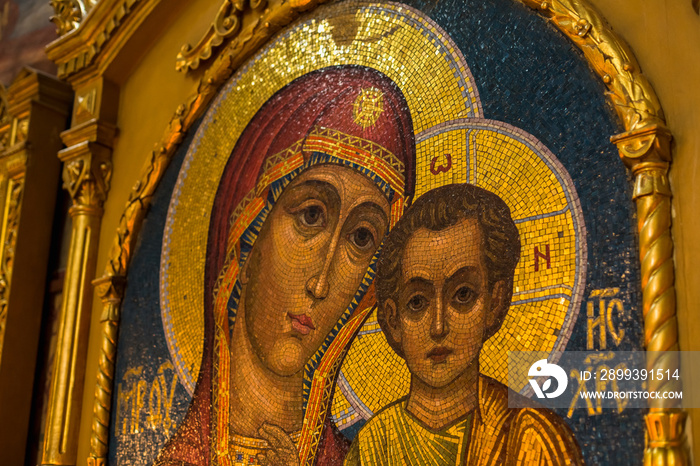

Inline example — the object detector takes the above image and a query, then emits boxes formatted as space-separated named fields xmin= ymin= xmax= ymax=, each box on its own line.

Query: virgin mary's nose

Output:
xmin=306 ymin=274 xmax=330 ymax=300
xmin=305 ymin=222 xmax=343 ymax=300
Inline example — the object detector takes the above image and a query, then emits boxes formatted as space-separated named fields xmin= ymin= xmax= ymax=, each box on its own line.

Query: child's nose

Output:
xmin=430 ymin=294 xmax=448 ymax=339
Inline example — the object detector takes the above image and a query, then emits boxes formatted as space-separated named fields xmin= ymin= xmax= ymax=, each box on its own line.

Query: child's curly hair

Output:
xmin=375 ymin=183 xmax=521 ymax=356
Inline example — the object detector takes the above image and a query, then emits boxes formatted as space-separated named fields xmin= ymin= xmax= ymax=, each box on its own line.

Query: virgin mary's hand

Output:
xmin=256 ymin=423 xmax=301 ymax=466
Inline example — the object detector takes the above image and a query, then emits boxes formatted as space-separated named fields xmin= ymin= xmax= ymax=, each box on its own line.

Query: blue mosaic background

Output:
xmin=109 ymin=133 xmax=192 ymax=466
xmin=111 ymin=0 xmax=645 ymax=464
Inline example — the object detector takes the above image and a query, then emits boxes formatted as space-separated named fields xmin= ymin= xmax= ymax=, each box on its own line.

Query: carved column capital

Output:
xmin=92 ymin=274 xmax=126 ymax=322
xmin=59 ymin=142 xmax=113 ymax=215
xmin=50 ymin=0 xmax=99 ymax=36
xmin=611 ymin=125 xmax=672 ymax=200
xmin=58 ymin=114 xmax=117 ymax=216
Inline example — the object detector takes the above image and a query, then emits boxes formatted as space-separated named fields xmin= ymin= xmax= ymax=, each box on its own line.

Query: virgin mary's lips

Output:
xmin=427 ymin=347 xmax=453 ymax=363
xmin=288 ymin=312 xmax=316 ymax=335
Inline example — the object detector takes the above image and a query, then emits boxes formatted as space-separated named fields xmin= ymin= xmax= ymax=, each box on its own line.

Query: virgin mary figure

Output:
xmin=155 ymin=66 xmax=416 ymax=466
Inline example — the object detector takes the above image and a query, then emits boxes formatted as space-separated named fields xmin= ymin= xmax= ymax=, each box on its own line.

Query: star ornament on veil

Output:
xmin=353 ymin=87 xmax=384 ymax=129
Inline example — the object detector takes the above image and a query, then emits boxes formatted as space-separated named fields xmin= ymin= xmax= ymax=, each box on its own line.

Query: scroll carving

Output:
xmin=176 ymin=0 xmax=268 ymax=72
xmin=50 ymin=0 xmax=142 ymax=78
xmin=49 ymin=0 xmax=95 ymax=36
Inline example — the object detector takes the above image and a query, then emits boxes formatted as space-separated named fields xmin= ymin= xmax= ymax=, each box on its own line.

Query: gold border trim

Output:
xmin=87 ymin=0 xmax=686 ymax=464
xmin=516 ymin=0 xmax=663 ymax=132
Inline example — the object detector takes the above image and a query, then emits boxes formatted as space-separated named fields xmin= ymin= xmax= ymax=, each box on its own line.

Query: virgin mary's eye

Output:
xmin=348 ymin=227 xmax=375 ymax=250
xmin=298 ymin=205 xmax=325 ymax=227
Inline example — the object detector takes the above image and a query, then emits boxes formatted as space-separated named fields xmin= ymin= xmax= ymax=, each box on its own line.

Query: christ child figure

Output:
xmin=344 ymin=183 xmax=584 ymax=466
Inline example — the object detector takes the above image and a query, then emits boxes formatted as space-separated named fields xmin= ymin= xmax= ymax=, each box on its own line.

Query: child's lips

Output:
xmin=427 ymin=347 xmax=453 ymax=363
xmin=288 ymin=312 xmax=316 ymax=335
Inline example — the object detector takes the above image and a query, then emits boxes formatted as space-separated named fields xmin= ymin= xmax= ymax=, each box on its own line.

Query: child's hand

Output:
xmin=256 ymin=423 xmax=301 ymax=466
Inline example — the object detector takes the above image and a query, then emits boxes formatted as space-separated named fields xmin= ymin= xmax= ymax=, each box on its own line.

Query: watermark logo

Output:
xmin=510 ymin=351 xmax=695 ymax=410
xmin=528 ymin=359 xmax=568 ymax=399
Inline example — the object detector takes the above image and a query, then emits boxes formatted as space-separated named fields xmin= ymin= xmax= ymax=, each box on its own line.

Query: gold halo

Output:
xmin=331 ymin=119 xmax=587 ymax=431
xmin=160 ymin=1 xmax=482 ymax=394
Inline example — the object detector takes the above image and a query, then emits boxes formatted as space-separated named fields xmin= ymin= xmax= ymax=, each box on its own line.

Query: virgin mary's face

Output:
xmin=241 ymin=164 xmax=391 ymax=376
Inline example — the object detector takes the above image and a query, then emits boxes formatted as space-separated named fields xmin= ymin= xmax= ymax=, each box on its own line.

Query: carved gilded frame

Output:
xmin=47 ymin=0 xmax=684 ymax=464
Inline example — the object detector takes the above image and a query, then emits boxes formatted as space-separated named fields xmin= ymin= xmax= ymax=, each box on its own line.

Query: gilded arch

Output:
xmin=45 ymin=0 xmax=684 ymax=464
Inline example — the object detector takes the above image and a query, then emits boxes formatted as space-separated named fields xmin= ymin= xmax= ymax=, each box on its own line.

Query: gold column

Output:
xmin=612 ymin=126 xmax=688 ymax=465
xmin=0 ymin=70 xmax=72 ymax=466
xmin=42 ymin=77 xmax=117 ymax=466
xmin=88 ymin=275 xmax=125 ymax=466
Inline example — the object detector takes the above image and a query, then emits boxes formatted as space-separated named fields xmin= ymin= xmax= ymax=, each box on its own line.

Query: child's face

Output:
xmin=386 ymin=218 xmax=495 ymax=388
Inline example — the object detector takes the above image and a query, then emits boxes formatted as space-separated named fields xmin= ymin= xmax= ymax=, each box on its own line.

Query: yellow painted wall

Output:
xmin=75 ymin=0 xmax=700 ymax=462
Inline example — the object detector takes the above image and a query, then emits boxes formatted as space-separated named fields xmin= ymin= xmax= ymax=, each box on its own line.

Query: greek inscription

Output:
xmin=116 ymin=361 xmax=179 ymax=437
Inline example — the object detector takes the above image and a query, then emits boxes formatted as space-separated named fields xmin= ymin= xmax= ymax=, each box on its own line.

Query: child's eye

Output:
xmin=407 ymin=295 xmax=427 ymax=313
xmin=453 ymin=286 xmax=475 ymax=305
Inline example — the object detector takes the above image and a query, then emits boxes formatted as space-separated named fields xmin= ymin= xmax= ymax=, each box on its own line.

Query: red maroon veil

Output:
xmin=156 ymin=65 xmax=415 ymax=466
